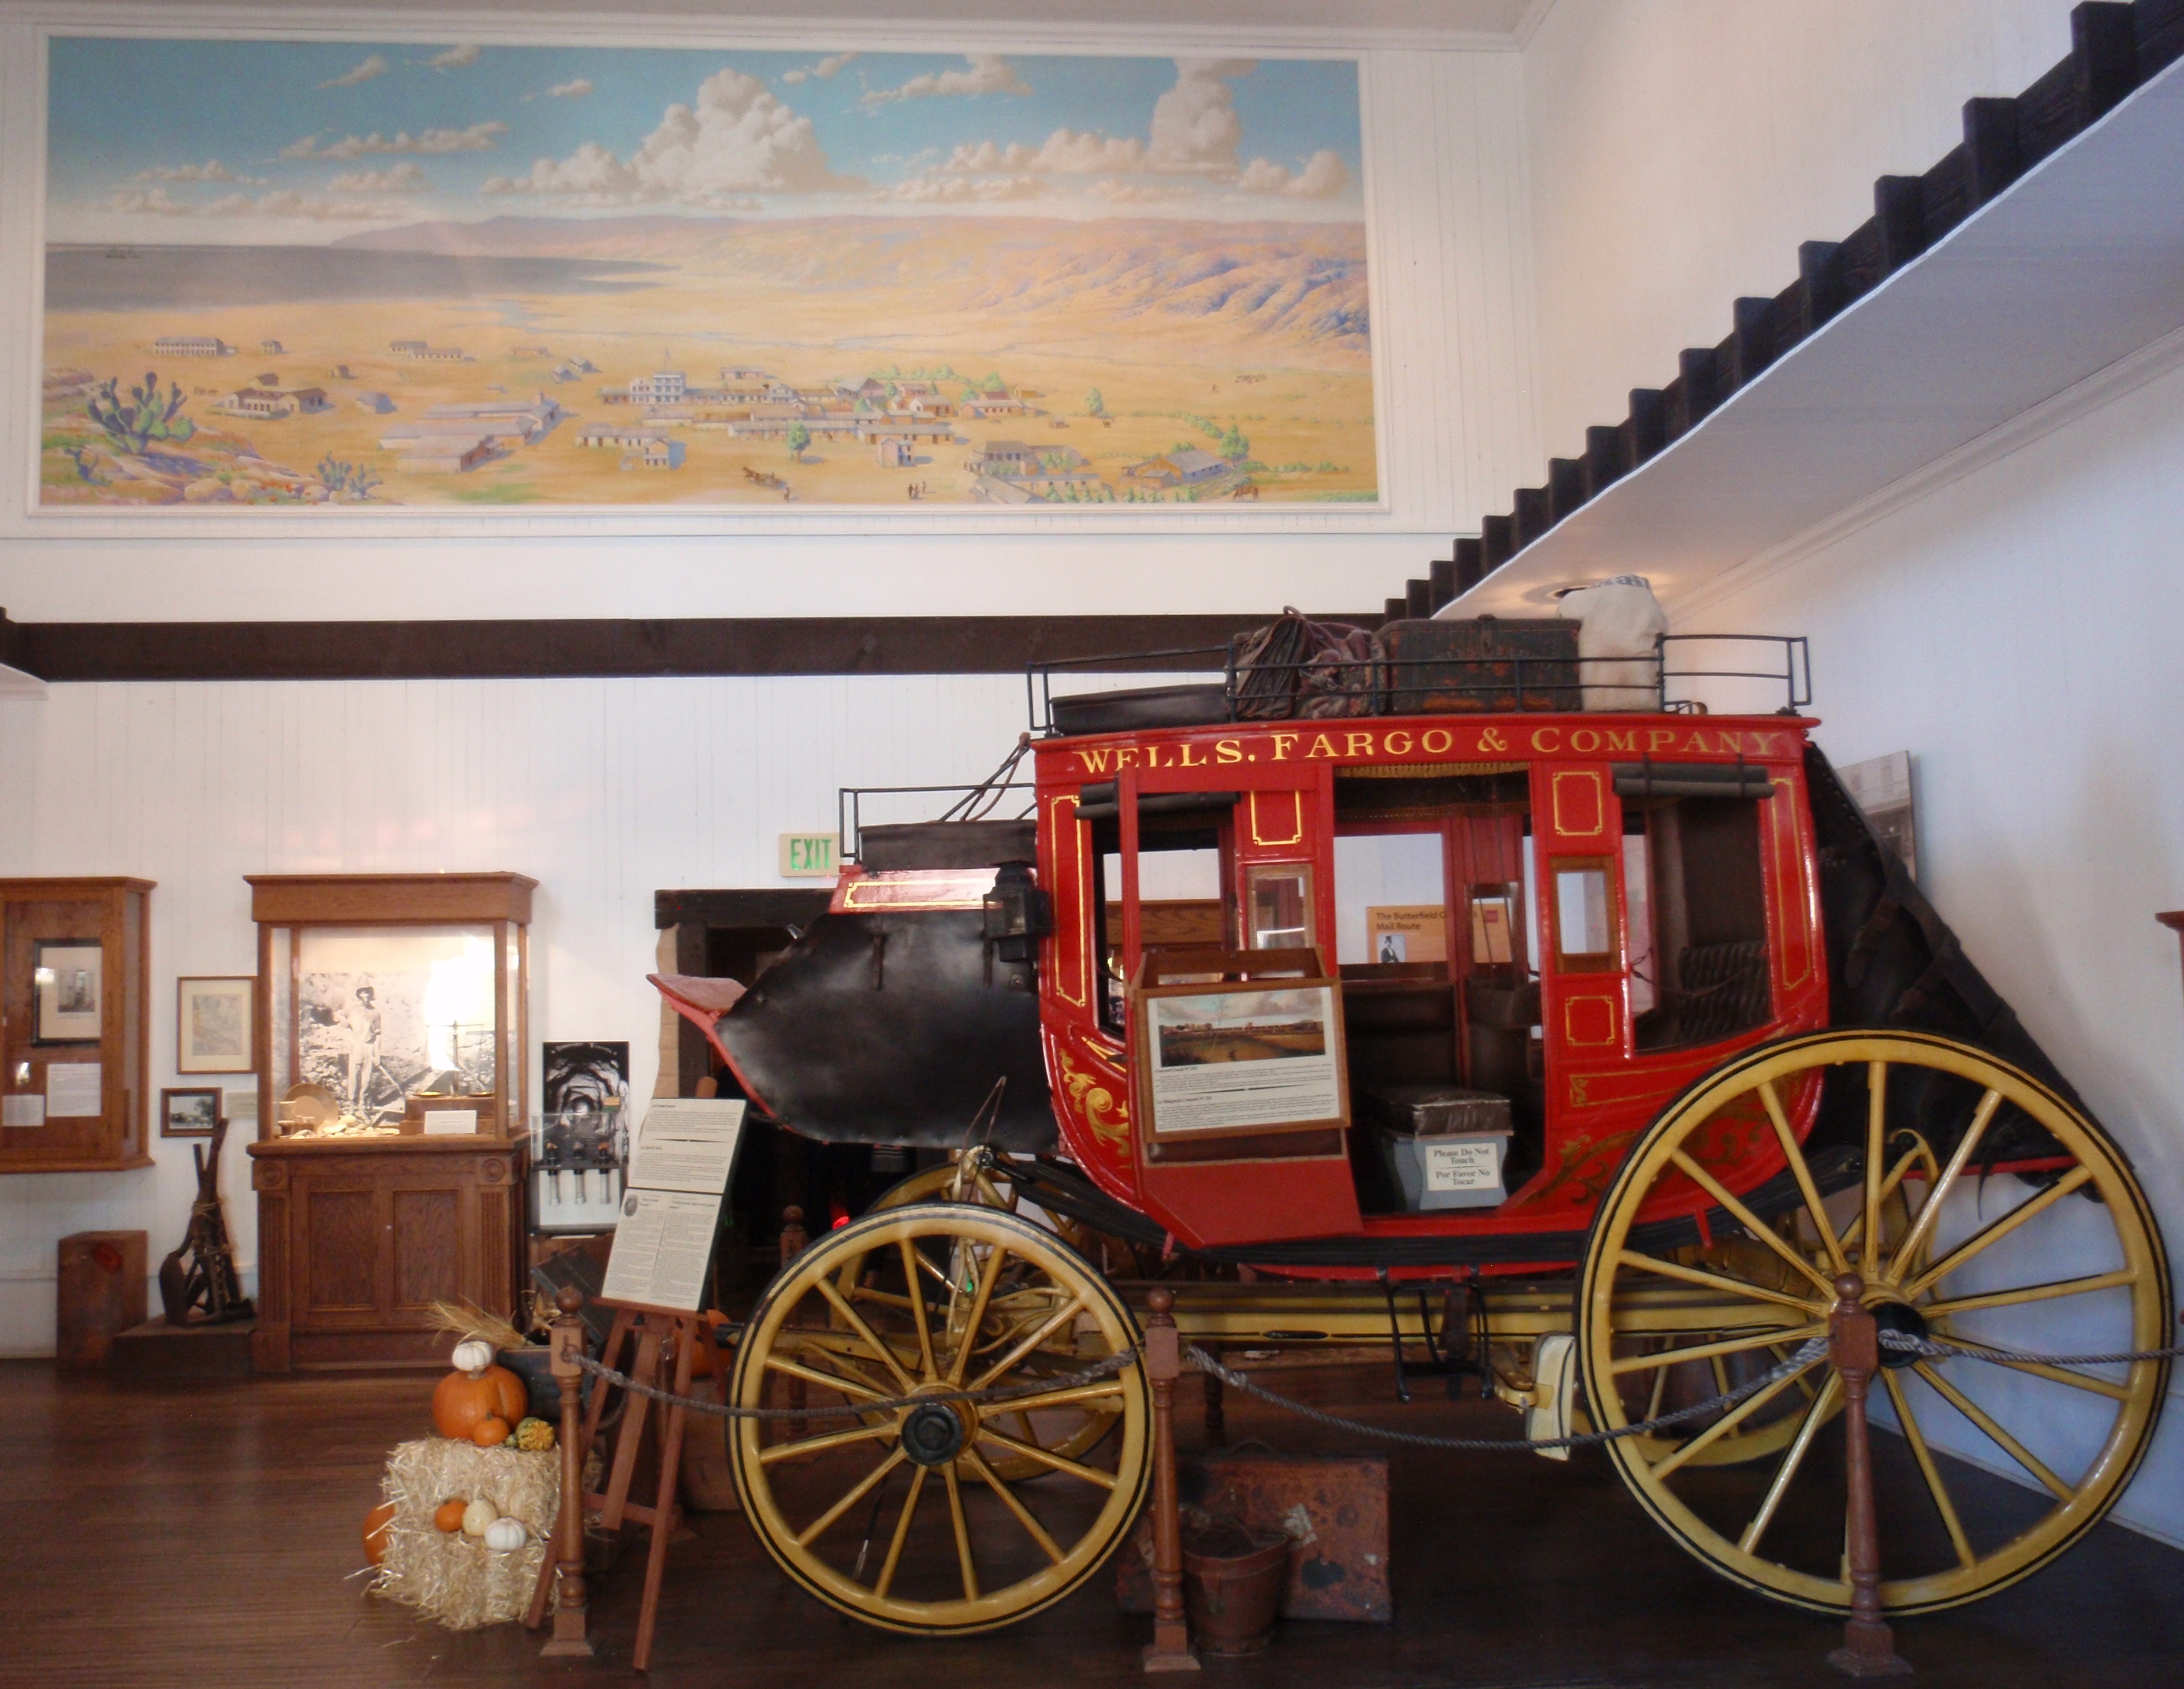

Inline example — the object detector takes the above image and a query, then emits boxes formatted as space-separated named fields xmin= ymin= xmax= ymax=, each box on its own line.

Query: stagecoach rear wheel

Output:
xmin=730 ymin=1204 xmax=1150 ymax=1634
xmin=1578 ymin=1030 xmax=2169 ymax=1616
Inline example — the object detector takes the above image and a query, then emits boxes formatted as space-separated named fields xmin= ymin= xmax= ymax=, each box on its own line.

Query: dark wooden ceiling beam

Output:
xmin=0 ymin=611 xmax=1381 ymax=683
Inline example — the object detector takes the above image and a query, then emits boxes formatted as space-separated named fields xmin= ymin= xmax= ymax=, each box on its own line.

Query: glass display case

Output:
xmin=248 ymin=875 xmax=534 ymax=1139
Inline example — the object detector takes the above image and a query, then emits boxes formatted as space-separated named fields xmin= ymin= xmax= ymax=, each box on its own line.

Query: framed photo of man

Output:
xmin=177 ymin=976 xmax=256 ymax=1074
xmin=32 ymin=939 xmax=103 ymax=1043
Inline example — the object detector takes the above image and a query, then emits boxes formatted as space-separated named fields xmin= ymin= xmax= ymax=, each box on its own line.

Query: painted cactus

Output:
xmin=87 ymin=371 xmax=195 ymax=456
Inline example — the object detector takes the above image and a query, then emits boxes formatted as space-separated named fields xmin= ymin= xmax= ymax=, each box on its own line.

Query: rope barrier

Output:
xmin=564 ymin=1328 xmax=2182 ymax=1446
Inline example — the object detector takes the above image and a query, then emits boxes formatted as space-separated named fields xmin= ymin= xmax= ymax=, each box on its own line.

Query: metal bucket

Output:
xmin=1182 ymin=1522 xmax=1291 ymax=1655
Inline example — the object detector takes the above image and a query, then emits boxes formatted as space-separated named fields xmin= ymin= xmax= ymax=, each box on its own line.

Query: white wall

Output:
xmin=1678 ymin=352 xmax=2184 ymax=1548
xmin=0 ymin=669 xmax=1063 ymax=1353
xmin=1520 ymin=0 xmax=2079 ymax=457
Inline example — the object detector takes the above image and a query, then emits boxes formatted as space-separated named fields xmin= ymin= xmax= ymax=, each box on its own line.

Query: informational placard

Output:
xmin=599 ymin=1098 xmax=747 ymax=1312
xmin=423 ymin=1108 xmax=479 ymax=1136
xmin=602 ymin=1191 xmax=724 ymax=1313
xmin=1424 ymin=1139 xmax=1502 ymax=1195
xmin=1145 ymin=983 xmax=1344 ymax=1137
xmin=1366 ymin=905 xmax=1447 ymax=965
xmin=46 ymin=1062 xmax=102 ymax=1118
xmin=627 ymin=1098 xmax=747 ymax=1195
xmin=2 ymin=1093 xmax=45 ymax=1128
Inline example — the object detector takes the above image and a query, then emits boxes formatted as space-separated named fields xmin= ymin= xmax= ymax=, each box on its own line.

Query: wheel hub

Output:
xmin=900 ymin=1400 xmax=968 ymax=1467
xmin=1870 ymin=1299 xmax=1929 ymax=1370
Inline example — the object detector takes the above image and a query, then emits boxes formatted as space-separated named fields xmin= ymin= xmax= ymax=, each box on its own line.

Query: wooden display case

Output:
xmin=244 ymin=872 xmax=535 ymax=1372
xmin=0 ymin=877 xmax=154 ymax=1173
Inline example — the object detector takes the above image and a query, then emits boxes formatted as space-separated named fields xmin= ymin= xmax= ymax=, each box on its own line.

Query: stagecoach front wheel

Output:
xmin=730 ymin=1204 xmax=1150 ymax=1634
xmin=1577 ymin=1030 xmax=2170 ymax=1616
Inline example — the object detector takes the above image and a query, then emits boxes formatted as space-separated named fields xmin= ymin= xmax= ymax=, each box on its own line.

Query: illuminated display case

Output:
xmin=244 ymin=873 xmax=535 ymax=1372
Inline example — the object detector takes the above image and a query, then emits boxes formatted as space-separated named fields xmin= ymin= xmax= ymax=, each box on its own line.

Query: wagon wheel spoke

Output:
xmin=1649 ymin=1353 xmax=1823 ymax=1479
xmin=763 ymin=1354 xmax=890 ymax=1407
xmin=795 ymin=1447 xmax=910 ymax=1549
xmin=1881 ymin=1368 xmax=1975 ymax=1572
xmin=1754 ymin=1078 xmax=1848 ymax=1276
xmin=1738 ymin=1369 xmax=1840 ymax=1553
xmin=1861 ymin=1062 xmax=1888 ymax=1278
xmin=970 ymin=1295 xmax=1087 ymax=1391
xmin=961 ymin=1446 xmax=1066 ymax=1564
xmin=1708 ymin=1355 xmax=1741 ymax=1437
xmin=1839 ymin=1140 xmax=1936 ymax=1256
xmin=1616 ymin=1249 xmax=1828 ymax=1315
xmin=1910 ymin=1361 xmax=2072 ymax=1500
xmin=1668 ymin=1147 xmax=1839 ymax=1298
xmin=1902 ymin=1166 xmax=2094 ymax=1299
xmin=870 ymin=1467 xmax=928 ymax=1599
xmin=1930 ymin=1337 xmax=2133 ymax=1401
xmin=1922 ymin=1268 xmax=2138 ymax=1319
xmin=945 ymin=1243 xmax=1008 ymax=1386
xmin=1886 ymin=1088 xmax=2005 ymax=1281
xmin=941 ymin=1461 xmax=981 ymax=1600
xmin=981 ymin=1380 xmax=1131 ymax=1415
xmin=758 ymin=1419 xmax=900 ymax=1467
xmin=900 ymin=1240 xmax=939 ymax=1381
xmin=974 ymin=1423 xmax=1120 ymax=1490
xmin=816 ymin=1275 xmax=920 ymax=1393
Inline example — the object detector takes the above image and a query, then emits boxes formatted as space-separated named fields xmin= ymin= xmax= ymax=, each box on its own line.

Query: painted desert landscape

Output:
xmin=39 ymin=42 xmax=1374 ymax=510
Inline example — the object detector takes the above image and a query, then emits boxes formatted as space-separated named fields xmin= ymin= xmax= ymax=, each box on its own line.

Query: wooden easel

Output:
xmin=527 ymin=1294 xmax=714 ymax=1671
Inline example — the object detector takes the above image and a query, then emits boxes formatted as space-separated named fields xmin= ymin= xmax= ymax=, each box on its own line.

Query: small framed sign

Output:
xmin=1133 ymin=951 xmax=1350 ymax=1147
xmin=177 ymin=976 xmax=255 ymax=1074
xmin=32 ymin=940 xmax=102 ymax=1043
xmin=778 ymin=832 xmax=840 ymax=878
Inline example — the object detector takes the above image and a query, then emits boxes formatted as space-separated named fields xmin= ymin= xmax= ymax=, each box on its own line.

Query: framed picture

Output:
xmin=1136 ymin=970 xmax=1348 ymax=1144
xmin=177 ymin=976 xmax=256 ymax=1074
xmin=32 ymin=939 xmax=103 ymax=1043
xmin=543 ymin=1041 xmax=630 ymax=1117
xmin=160 ymin=1086 xmax=222 ymax=1139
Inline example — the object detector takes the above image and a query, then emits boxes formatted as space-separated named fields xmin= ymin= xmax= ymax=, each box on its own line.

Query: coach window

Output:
xmin=1244 ymin=864 xmax=1315 ymax=951
xmin=1627 ymin=794 xmax=1772 ymax=1052
xmin=1093 ymin=827 xmax=1225 ymax=1034
xmin=1549 ymin=857 xmax=1618 ymax=972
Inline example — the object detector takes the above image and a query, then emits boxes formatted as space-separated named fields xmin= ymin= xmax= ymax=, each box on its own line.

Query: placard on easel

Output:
xmin=527 ymin=1099 xmax=744 ymax=1671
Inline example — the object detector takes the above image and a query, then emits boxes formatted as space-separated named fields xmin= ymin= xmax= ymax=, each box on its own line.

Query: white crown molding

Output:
xmin=0 ymin=1 xmax=1522 ymax=54
xmin=1672 ymin=317 xmax=2184 ymax=624
xmin=0 ymin=662 xmax=47 ymax=698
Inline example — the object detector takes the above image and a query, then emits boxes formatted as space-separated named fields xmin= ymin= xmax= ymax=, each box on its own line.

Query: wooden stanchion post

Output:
xmin=538 ymin=1287 xmax=594 ymax=1657
xmin=1827 ymin=1272 xmax=1911 ymax=1679
xmin=1141 ymin=1287 xmax=1201 ymax=1673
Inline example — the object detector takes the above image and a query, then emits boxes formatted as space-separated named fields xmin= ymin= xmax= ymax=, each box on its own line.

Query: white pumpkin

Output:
xmin=451 ymin=1338 xmax=495 ymax=1376
xmin=483 ymin=1515 xmax=528 ymax=1553
xmin=461 ymin=1497 xmax=500 ymax=1538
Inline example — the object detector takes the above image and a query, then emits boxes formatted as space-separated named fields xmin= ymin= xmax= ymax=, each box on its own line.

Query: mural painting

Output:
xmin=39 ymin=39 xmax=1374 ymax=510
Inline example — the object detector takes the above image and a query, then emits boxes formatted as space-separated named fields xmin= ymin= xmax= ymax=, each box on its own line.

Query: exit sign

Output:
xmin=778 ymin=832 xmax=840 ymax=877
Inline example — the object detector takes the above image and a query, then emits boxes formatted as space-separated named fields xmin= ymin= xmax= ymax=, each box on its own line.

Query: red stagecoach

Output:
xmin=654 ymin=617 xmax=2170 ymax=1636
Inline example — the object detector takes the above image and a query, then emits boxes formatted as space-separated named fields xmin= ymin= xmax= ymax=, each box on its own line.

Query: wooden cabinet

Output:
xmin=0 ymin=877 xmax=153 ymax=1173
xmin=248 ymin=1135 xmax=527 ymax=1372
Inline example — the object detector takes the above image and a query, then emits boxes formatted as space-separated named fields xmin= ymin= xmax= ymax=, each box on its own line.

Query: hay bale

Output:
xmin=368 ymin=1437 xmax=558 ymax=1630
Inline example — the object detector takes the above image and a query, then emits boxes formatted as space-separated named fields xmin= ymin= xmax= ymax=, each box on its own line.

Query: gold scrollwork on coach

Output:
xmin=1055 ymin=1047 xmax=1130 ymax=1149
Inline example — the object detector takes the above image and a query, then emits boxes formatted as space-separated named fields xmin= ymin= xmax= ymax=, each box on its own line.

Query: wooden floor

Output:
xmin=8 ymin=1357 xmax=2183 ymax=1689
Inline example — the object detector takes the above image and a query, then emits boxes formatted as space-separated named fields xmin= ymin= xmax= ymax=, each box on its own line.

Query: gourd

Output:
xmin=461 ymin=1497 xmax=499 ymax=1538
xmin=513 ymin=1416 xmax=556 ymax=1453
xmin=434 ymin=1499 xmax=469 ymax=1534
xmin=483 ymin=1516 xmax=528 ymax=1553
xmin=471 ymin=1416 xmax=511 ymax=1448
xmin=363 ymin=1501 xmax=396 ymax=1565
xmin=432 ymin=1342 xmax=528 ymax=1439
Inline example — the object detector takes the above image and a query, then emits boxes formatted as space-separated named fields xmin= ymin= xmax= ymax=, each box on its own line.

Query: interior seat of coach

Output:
xmin=1087 ymin=763 xmax=1778 ymax=1216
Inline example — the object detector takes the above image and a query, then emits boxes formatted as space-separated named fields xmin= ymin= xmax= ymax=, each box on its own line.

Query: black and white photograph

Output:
xmin=159 ymin=1086 xmax=221 ymax=1139
xmin=32 ymin=940 xmax=102 ymax=1043
xmin=177 ymin=976 xmax=255 ymax=1074
xmin=294 ymin=929 xmax=498 ymax=1123
xmin=542 ymin=1040 xmax=630 ymax=1118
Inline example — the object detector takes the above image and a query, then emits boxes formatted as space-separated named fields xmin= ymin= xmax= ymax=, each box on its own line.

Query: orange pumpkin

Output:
xmin=431 ymin=1360 xmax=527 ymax=1441
xmin=363 ymin=1501 xmax=396 ymax=1565
xmin=471 ymin=1415 xmax=511 ymax=1448
xmin=434 ymin=1499 xmax=468 ymax=1534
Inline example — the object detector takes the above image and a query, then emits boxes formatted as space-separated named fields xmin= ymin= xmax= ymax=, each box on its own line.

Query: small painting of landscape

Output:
xmin=1152 ymin=988 xmax=1332 ymax=1066
xmin=39 ymin=39 xmax=1374 ymax=511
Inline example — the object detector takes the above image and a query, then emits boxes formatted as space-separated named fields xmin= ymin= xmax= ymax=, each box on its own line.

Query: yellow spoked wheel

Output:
xmin=730 ymin=1204 xmax=1150 ymax=1634
xmin=844 ymin=1156 xmax=1129 ymax=1480
xmin=1579 ymin=1030 xmax=2170 ymax=1616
